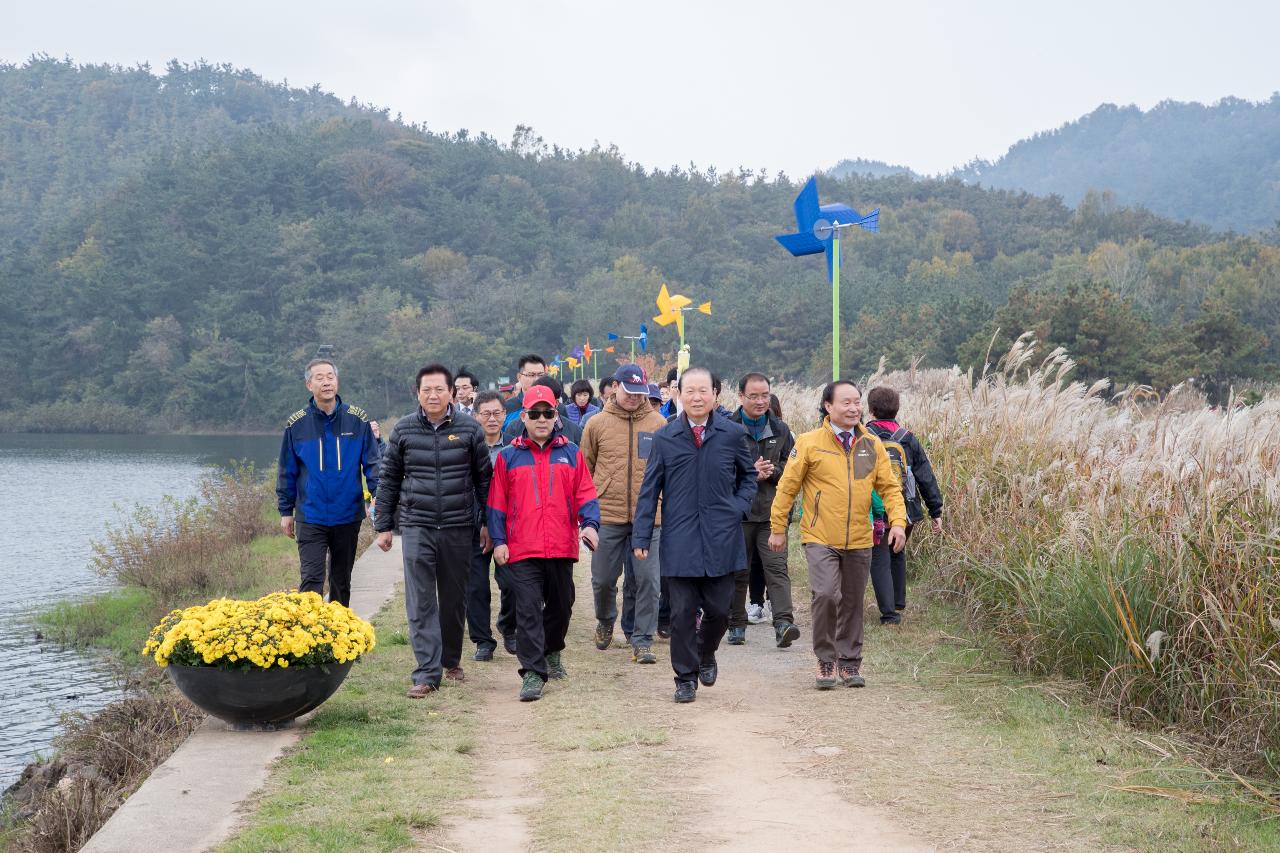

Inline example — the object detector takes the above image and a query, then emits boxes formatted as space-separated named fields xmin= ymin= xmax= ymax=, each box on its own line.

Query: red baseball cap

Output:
xmin=522 ymin=385 xmax=558 ymax=410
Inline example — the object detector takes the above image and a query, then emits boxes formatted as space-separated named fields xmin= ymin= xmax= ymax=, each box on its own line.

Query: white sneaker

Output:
xmin=747 ymin=603 xmax=766 ymax=624
xmin=762 ymin=601 xmax=773 ymax=623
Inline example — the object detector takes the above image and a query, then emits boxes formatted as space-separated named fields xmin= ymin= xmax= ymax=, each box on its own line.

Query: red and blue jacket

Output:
xmin=487 ymin=434 xmax=600 ymax=562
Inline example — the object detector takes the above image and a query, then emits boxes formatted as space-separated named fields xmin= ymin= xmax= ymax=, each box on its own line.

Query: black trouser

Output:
xmin=509 ymin=558 xmax=576 ymax=681
xmin=749 ymin=548 xmax=766 ymax=606
xmin=296 ymin=519 xmax=363 ymax=607
xmin=620 ymin=551 xmax=636 ymax=637
xmin=401 ymin=525 xmax=473 ymax=685
xmin=466 ymin=533 xmax=516 ymax=650
xmin=666 ymin=573 xmax=734 ymax=685
xmin=658 ymin=577 xmax=671 ymax=629
xmin=870 ymin=523 xmax=914 ymax=622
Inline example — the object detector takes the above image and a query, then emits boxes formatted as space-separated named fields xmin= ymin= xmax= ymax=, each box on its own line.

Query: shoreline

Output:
xmin=1 ymin=501 xmax=322 ymax=848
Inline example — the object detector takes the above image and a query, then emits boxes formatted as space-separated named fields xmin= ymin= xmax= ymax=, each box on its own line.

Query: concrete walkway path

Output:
xmin=82 ymin=538 xmax=402 ymax=853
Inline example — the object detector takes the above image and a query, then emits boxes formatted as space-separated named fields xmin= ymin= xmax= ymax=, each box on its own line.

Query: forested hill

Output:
xmin=2 ymin=58 xmax=1279 ymax=432
xmin=956 ymin=97 xmax=1280 ymax=233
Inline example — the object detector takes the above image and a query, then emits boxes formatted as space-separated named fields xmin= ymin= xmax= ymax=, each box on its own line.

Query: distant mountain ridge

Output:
xmin=952 ymin=97 xmax=1280 ymax=233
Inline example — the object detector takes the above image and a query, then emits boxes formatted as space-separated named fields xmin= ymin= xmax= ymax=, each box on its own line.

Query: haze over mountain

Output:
xmin=952 ymin=97 xmax=1280 ymax=233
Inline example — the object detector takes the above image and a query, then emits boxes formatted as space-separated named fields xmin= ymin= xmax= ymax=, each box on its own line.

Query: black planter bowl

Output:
xmin=167 ymin=661 xmax=355 ymax=727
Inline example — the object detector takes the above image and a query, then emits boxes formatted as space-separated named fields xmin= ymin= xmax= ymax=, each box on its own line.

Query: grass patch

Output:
xmin=36 ymin=532 xmax=301 ymax=665
xmin=526 ymin=560 xmax=684 ymax=853
xmin=781 ymin=531 xmax=1280 ymax=851
xmin=885 ymin=597 xmax=1280 ymax=851
xmin=218 ymin=593 xmax=477 ymax=852
xmin=39 ymin=587 xmax=159 ymax=660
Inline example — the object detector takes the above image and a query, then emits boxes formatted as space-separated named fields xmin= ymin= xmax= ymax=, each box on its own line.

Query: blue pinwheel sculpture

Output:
xmin=606 ymin=323 xmax=648 ymax=360
xmin=776 ymin=177 xmax=879 ymax=379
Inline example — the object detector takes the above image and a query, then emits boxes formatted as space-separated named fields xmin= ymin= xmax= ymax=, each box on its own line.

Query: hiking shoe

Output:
xmin=444 ymin=666 xmax=466 ymax=683
xmin=674 ymin=681 xmax=697 ymax=703
xmin=519 ymin=672 xmax=544 ymax=702
xmin=632 ymin=645 xmax=657 ymax=664
xmin=474 ymin=645 xmax=495 ymax=662
xmin=407 ymin=682 xmax=437 ymax=699
xmin=839 ymin=665 xmax=865 ymax=688
xmin=775 ymin=622 xmax=801 ymax=648
xmin=503 ymin=633 xmax=518 ymax=655
xmin=746 ymin=603 xmax=766 ymax=624
xmin=546 ymin=652 xmax=567 ymax=680
xmin=727 ymin=627 xmax=746 ymax=645
xmin=594 ymin=620 xmax=614 ymax=650
xmin=880 ymin=615 xmax=902 ymax=625
xmin=698 ymin=656 xmax=718 ymax=687
xmin=657 ymin=623 xmax=671 ymax=639
xmin=815 ymin=660 xmax=837 ymax=690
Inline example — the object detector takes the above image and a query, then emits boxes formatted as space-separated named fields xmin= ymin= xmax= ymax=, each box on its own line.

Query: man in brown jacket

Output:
xmin=580 ymin=364 xmax=669 ymax=664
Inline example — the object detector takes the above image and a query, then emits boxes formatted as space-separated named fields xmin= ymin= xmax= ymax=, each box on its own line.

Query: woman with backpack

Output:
xmin=864 ymin=386 xmax=944 ymax=625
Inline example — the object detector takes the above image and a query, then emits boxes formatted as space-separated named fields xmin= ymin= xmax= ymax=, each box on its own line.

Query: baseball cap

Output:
xmin=614 ymin=364 xmax=649 ymax=395
xmin=522 ymin=385 xmax=558 ymax=410
xmin=646 ymin=383 xmax=662 ymax=402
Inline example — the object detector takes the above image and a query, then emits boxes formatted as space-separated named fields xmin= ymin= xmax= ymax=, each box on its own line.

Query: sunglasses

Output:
xmin=525 ymin=409 xmax=557 ymax=420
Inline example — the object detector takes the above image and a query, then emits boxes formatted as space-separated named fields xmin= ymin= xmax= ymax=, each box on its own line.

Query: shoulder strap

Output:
xmin=890 ymin=427 xmax=908 ymax=443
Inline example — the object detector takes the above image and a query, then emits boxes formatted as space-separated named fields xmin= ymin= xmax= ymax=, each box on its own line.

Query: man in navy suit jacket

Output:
xmin=632 ymin=367 xmax=757 ymax=704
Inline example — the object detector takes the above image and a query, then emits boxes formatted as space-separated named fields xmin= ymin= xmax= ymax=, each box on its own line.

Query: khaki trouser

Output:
xmin=804 ymin=544 xmax=872 ymax=669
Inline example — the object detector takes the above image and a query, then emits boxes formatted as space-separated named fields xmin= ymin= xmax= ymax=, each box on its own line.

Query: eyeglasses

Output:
xmin=477 ymin=410 xmax=504 ymax=420
xmin=743 ymin=394 xmax=771 ymax=403
xmin=525 ymin=409 xmax=557 ymax=420
xmin=519 ymin=370 xmax=546 ymax=379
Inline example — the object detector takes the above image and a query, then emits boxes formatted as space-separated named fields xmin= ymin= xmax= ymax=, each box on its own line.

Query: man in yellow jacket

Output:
xmin=769 ymin=380 xmax=907 ymax=689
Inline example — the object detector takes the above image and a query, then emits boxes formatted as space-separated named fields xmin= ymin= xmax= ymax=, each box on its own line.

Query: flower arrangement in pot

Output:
xmin=143 ymin=591 xmax=376 ymax=727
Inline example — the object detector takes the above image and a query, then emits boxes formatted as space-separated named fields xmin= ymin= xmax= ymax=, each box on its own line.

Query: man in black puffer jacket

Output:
xmin=375 ymin=364 xmax=493 ymax=698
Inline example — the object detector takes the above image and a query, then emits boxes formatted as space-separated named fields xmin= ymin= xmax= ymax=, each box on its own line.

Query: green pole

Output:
xmin=832 ymin=235 xmax=841 ymax=381
xmin=630 ymin=339 xmax=636 ymax=361
xmin=593 ymin=352 xmax=599 ymax=382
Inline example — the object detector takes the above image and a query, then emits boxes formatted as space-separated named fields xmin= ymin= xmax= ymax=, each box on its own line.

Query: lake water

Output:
xmin=0 ymin=434 xmax=278 ymax=789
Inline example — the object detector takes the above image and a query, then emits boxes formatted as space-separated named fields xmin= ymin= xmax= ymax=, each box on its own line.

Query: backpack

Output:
xmin=880 ymin=428 xmax=923 ymax=524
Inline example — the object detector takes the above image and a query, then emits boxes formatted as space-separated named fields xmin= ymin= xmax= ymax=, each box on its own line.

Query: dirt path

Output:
xmin=662 ymin=611 xmax=1092 ymax=852
xmin=436 ymin=554 xmax=1097 ymax=853
xmin=685 ymin=699 xmax=930 ymax=851
xmin=443 ymin=660 xmax=542 ymax=853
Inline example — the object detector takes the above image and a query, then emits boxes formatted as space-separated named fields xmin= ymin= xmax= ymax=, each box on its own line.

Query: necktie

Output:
xmin=692 ymin=425 xmax=705 ymax=448
xmin=838 ymin=431 xmax=852 ymax=452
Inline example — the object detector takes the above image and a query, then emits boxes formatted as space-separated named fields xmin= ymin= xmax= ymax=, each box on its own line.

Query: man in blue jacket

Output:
xmin=277 ymin=358 xmax=382 ymax=607
xmin=633 ymin=367 xmax=757 ymax=703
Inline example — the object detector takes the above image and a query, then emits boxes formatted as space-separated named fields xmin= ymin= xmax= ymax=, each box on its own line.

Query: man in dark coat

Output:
xmin=374 ymin=364 xmax=492 ymax=698
xmin=728 ymin=372 xmax=800 ymax=648
xmin=632 ymin=367 xmax=757 ymax=703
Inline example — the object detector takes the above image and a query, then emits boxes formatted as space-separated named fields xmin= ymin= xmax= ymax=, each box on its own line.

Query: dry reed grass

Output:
xmin=4 ymin=695 xmax=202 ymax=853
xmin=771 ymin=334 xmax=1280 ymax=774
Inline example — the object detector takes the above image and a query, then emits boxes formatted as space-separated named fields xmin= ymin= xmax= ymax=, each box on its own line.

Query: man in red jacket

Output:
xmin=488 ymin=386 xmax=601 ymax=701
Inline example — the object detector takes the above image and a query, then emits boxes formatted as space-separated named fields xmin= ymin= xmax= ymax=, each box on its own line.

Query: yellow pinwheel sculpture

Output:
xmin=654 ymin=284 xmax=693 ymax=344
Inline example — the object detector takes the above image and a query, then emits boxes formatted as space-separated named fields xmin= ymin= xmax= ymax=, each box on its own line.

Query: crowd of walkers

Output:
xmin=276 ymin=353 xmax=943 ymax=703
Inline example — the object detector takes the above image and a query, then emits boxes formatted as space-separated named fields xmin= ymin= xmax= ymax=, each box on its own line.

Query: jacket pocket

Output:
xmin=805 ymin=490 xmax=822 ymax=528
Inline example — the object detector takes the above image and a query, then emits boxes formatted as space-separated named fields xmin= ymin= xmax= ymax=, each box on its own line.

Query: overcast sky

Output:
xmin=5 ymin=1 xmax=1277 ymax=177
